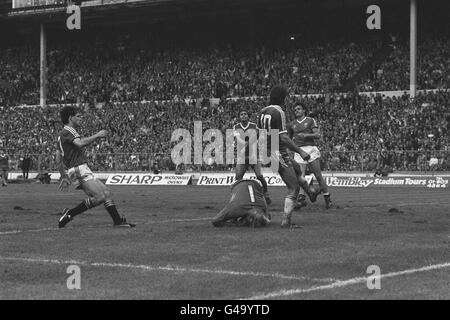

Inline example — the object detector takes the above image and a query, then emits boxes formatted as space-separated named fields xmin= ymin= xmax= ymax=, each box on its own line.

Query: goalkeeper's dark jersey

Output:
xmin=212 ymin=179 xmax=269 ymax=227
xmin=229 ymin=179 xmax=267 ymax=212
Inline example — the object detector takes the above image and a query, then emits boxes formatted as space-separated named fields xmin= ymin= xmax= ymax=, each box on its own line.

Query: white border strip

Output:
xmin=244 ymin=262 xmax=450 ymax=299
xmin=0 ymin=256 xmax=334 ymax=283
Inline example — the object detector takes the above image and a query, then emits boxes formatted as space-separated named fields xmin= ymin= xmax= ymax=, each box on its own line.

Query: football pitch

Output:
xmin=0 ymin=183 xmax=449 ymax=300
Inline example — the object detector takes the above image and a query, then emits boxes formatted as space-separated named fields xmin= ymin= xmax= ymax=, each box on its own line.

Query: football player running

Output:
xmin=288 ymin=104 xmax=331 ymax=209
xmin=257 ymin=86 xmax=320 ymax=228
xmin=56 ymin=106 xmax=135 ymax=228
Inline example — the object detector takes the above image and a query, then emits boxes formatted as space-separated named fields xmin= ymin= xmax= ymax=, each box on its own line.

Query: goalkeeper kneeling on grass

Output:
xmin=212 ymin=179 xmax=270 ymax=228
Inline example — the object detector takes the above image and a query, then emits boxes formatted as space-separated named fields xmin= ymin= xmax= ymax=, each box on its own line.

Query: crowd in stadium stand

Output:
xmin=0 ymin=39 xmax=374 ymax=106
xmin=1 ymin=35 xmax=449 ymax=107
xmin=1 ymin=90 xmax=449 ymax=172
xmin=358 ymin=37 xmax=450 ymax=92
xmin=1 ymin=31 xmax=449 ymax=173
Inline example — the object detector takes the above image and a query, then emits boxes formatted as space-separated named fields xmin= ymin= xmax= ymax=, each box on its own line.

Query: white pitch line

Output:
xmin=0 ymin=256 xmax=334 ymax=283
xmin=0 ymin=193 xmax=79 ymax=197
xmin=0 ymin=218 xmax=212 ymax=236
xmin=244 ymin=262 xmax=450 ymax=300
xmin=0 ymin=227 xmax=59 ymax=235
xmin=149 ymin=217 xmax=212 ymax=223
xmin=341 ymin=201 xmax=450 ymax=210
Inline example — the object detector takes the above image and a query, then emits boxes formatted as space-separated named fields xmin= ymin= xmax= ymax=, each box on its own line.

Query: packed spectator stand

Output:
xmin=0 ymin=29 xmax=449 ymax=173
xmin=1 ymin=90 xmax=449 ymax=173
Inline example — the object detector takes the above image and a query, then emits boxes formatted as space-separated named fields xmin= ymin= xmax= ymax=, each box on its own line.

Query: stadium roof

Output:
xmin=1 ymin=0 xmax=403 ymax=21
xmin=1 ymin=0 xmax=448 ymax=31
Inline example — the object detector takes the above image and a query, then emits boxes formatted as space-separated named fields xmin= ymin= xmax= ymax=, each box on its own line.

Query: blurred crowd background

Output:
xmin=1 ymin=2 xmax=449 ymax=174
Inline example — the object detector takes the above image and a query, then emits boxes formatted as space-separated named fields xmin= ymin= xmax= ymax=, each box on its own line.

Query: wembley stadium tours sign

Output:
xmin=197 ymin=174 xmax=448 ymax=188
xmin=325 ymin=176 xmax=449 ymax=189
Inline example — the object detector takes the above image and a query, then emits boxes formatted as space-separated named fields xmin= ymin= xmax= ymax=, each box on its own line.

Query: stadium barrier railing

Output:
xmin=3 ymin=150 xmax=449 ymax=178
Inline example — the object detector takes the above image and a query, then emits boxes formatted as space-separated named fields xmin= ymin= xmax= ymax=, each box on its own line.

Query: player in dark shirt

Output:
xmin=257 ymin=86 xmax=319 ymax=228
xmin=57 ymin=106 xmax=135 ymax=228
xmin=21 ymin=153 xmax=32 ymax=180
xmin=233 ymin=110 xmax=271 ymax=204
xmin=288 ymin=104 xmax=331 ymax=209
xmin=0 ymin=149 xmax=9 ymax=187
xmin=212 ymin=179 xmax=270 ymax=228
xmin=376 ymin=149 xmax=393 ymax=176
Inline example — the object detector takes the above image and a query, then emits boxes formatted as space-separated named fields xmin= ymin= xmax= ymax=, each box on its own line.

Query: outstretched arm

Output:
xmin=72 ymin=130 xmax=108 ymax=148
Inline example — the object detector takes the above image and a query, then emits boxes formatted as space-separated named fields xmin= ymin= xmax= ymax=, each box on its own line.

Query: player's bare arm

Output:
xmin=73 ymin=130 xmax=108 ymax=148
xmin=56 ymin=150 xmax=70 ymax=192
xmin=296 ymin=127 xmax=321 ymax=140
xmin=279 ymin=133 xmax=310 ymax=161
xmin=287 ymin=123 xmax=294 ymax=139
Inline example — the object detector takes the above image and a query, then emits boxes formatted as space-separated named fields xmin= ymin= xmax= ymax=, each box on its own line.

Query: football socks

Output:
xmin=104 ymin=200 xmax=122 ymax=225
xmin=68 ymin=198 xmax=95 ymax=218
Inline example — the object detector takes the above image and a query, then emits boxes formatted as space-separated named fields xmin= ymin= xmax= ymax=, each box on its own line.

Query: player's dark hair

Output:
xmin=269 ymin=86 xmax=288 ymax=105
xmin=60 ymin=106 xmax=78 ymax=125
xmin=296 ymin=103 xmax=308 ymax=114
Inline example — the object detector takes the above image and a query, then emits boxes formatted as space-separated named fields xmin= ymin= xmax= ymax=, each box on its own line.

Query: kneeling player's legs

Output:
xmin=235 ymin=164 xmax=248 ymax=181
xmin=251 ymin=162 xmax=268 ymax=194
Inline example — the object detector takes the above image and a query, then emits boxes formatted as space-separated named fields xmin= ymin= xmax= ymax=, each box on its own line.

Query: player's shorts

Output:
xmin=67 ymin=163 xmax=96 ymax=189
xmin=267 ymin=151 xmax=293 ymax=173
xmin=294 ymin=146 xmax=321 ymax=164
